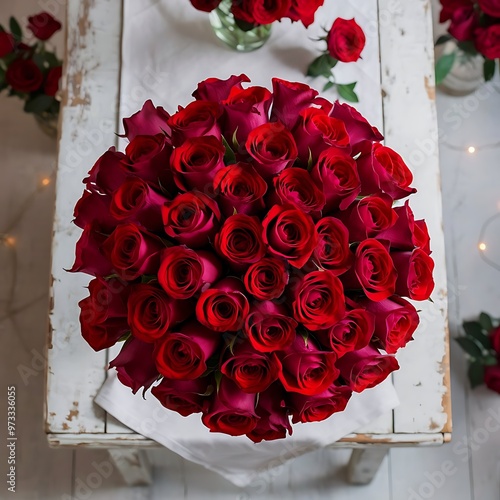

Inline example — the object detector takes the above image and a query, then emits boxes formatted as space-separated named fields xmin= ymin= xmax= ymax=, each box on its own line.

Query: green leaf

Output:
xmin=455 ymin=336 xmax=484 ymax=359
xmin=221 ymin=136 xmax=236 ymax=165
xmin=479 ymin=312 xmax=494 ymax=333
xmin=24 ymin=94 xmax=55 ymax=114
xmin=231 ymin=127 xmax=239 ymax=151
xmin=463 ymin=321 xmax=491 ymax=350
xmin=9 ymin=17 xmax=22 ymax=40
xmin=435 ymin=34 xmax=452 ymax=46
xmin=323 ymin=80 xmax=335 ymax=91
xmin=468 ymin=361 xmax=485 ymax=389
xmin=0 ymin=24 xmax=5 ymax=33
xmin=140 ymin=275 xmax=157 ymax=284
xmin=336 ymin=82 xmax=359 ymax=103
xmin=435 ymin=52 xmax=456 ymax=85
xmin=483 ymin=355 xmax=499 ymax=367
xmin=484 ymin=59 xmax=495 ymax=82
xmin=457 ymin=40 xmax=477 ymax=55
xmin=306 ymin=53 xmax=337 ymax=78
xmin=234 ymin=18 xmax=257 ymax=32
xmin=32 ymin=53 xmax=47 ymax=71
xmin=214 ymin=371 xmax=222 ymax=393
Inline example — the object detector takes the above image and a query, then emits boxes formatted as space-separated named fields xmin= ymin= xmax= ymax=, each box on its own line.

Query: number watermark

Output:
xmin=6 ymin=386 xmax=16 ymax=494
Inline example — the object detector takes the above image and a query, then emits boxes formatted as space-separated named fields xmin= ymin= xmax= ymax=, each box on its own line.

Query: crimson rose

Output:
xmin=27 ymin=12 xmax=62 ymax=40
xmin=327 ymin=18 xmax=366 ymax=63
xmin=6 ymin=60 xmax=43 ymax=93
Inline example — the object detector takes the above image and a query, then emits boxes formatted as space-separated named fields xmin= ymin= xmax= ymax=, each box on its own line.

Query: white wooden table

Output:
xmin=46 ymin=0 xmax=451 ymax=486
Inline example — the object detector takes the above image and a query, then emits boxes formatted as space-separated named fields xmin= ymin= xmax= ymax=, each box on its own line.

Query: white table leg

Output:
xmin=108 ymin=449 xmax=152 ymax=486
xmin=347 ymin=447 xmax=389 ymax=484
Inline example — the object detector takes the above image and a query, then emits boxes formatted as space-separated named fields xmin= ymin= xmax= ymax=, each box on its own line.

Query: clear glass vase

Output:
xmin=34 ymin=113 xmax=58 ymax=138
xmin=209 ymin=0 xmax=272 ymax=52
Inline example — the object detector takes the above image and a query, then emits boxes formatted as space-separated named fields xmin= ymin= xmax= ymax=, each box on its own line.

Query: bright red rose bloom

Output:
xmin=439 ymin=0 xmax=473 ymax=22
xmin=490 ymin=326 xmax=500 ymax=355
xmin=73 ymin=190 xmax=116 ymax=233
xmin=314 ymin=217 xmax=353 ymax=275
xmin=478 ymin=0 xmax=500 ymax=17
xmin=6 ymin=59 xmax=43 ymax=93
xmin=27 ymin=12 xmax=62 ymax=40
xmin=448 ymin=6 xmax=478 ymax=42
xmin=84 ymin=148 xmax=128 ymax=195
xmin=232 ymin=0 xmax=292 ymax=25
xmin=474 ymin=25 xmax=500 ymax=60
xmin=392 ymin=248 xmax=435 ymax=301
xmin=244 ymin=257 xmax=289 ymax=300
xmin=327 ymin=18 xmax=366 ymax=63
xmin=122 ymin=100 xmax=171 ymax=141
xmin=44 ymin=66 xmax=62 ymax=96
xmin=286 ymin=0 xmax=325 ymax=27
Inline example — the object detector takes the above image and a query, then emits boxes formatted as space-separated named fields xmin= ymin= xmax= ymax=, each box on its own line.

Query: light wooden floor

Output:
xmin=1 ymin=1 xmax=500 ymax=499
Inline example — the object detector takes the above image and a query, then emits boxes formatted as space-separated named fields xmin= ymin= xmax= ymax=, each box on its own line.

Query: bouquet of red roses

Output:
xmin=72 ymin=75 xmax=434 ymax=442
xmin=191 ymin=0 xmax=324 ymax=27
xmin=436 ymin=0 xmax=500 ymax=83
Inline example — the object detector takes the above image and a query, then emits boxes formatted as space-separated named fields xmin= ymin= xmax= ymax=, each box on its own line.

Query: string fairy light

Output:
xmin=441 ymin=139 xmax=500 ymax=153
xmin=477 ymin=212 xmax=500 ymax=272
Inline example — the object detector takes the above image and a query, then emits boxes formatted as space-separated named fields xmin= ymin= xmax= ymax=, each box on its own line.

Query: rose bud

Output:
xmin=244 ymin=257 xmax=289 ymax=301
xmin=338 ymin=194 xmax=398 ymax=242
xmin=490 ymin=326 xmax=500 ymax=355
xmin=109 ymin=337 xmax=159 ymax=394
xmin=168 ymin=100 xmax=222 ymax=146
xmin=190 ymin=0 xmax=223 ymax=12
xmin=244 ymin=301 xmax=297 ymax=352
xmin=311 ymin=147 xmax=361 ymax=212
xmin=122 ymin=134 xmax=174 ymax=192
xmin=289 ymin=385 xmax=352 ymax=424
xmin=193 ymin=74 xmax=250 ymax=102
xmin=202 ymin=377 xmax=259 ymax=436
xmin=79 ymin=277 xmax=130 ymax=351
xmin=262 ymin=204 xmax=318 ymax=269
xmin=152 ymin=377 xmax=211 ymax=417
xmin=102 ymin=223 xmax=163 ymax=280
xmin=245 ymin=122 xmax=298 ymax=179
xmin=69 ymin=222 xmax=114 ymax=277
xmin=293 ymin=107 xmax=350 ymax=164
xmin=328 ymin=101 xmax=383 ymax=148
xmin=196 ymin=278 xmax=250 ymax=332
xmin=214 ymin=214 xmax=266 ymax=268
xmin=0 ymin=32 xmax=14 ymax=58
xmin=84 ymin=148 xmax=128 ymax=195
xmin=162 ymin=191 xmax=221 ymax=248
xmin=272 ymin=167 xmax=325 ymax=214
xmin=274 ymin=335 xmax=339 ymax=396
xmin=221 ymin=339 xmax=280 ymax=393
xmin=222 ymin=85 xmax=273 ymax=143
xmin=154 ymin=320 xmax=220 ymax=379
xmin=327 ymin=18 xmax=366 ymax=63
xmin=292 ymin=270 xmax=345 ymax=331
xmin=110 ymin=177 xmax=169 ymax=231
xmin=247 ymin=383 xmax=292 ymax=443
xmin=122 ymin=100 xmax=171 ymax=141
xmin=358 ymin=296 xmax=419 ymax=354
xmin=357 ymin=143 xmax=416 ymax=200
xmin=315 ymin=308 xmax=374 ymax=358
xmin=6 ymin=59 xmax=43 ymax=93
xmin=484 ymin=365 xmax=500 ymax=394
xmin=270 ymin=78 xmax=319 ymax=130
xmin=336 ymin=345 xmax=399 ymax=392
xmin=314 ymin=217 xmax=353 ymax=275
xmin=377 ymin=200 xmax=431 ymax=253
xmin=127 ymin=283 xmax=191 ymax=343
xmin=342 ymin=238 xmax=397 ymax=302
xmin=27 ymin=12 xmax=62 ymax=40
xmin=286 ymin=0 xmax=325 ymax=27
xmin=158 ymin=246 xmax=222 ymax=299
xmin=213 ymin=162 xmax=268 ymax=216
xmin=170 ymin=136 xmax=226 ymax=193
xmin=73 ymin=190 xmax=117 ymax=232
xmin=392 ymin=249 xmax=435 ymax=301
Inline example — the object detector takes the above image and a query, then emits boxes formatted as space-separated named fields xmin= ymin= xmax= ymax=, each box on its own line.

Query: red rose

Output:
xmin=327 ymin=18 xmax=366 ymax=63
xmin=193 ymin=74 xmax=250 ymax=102
xmin=292 ymin=270 xmax=345 ymax=331
xmin=0 ymin=32 xmax=15 ymax=57
xmin=245 ymin=121 xmax=298 ymax=179
xmin=358 ymin=296 xmax=419 ymax=354
xmin=439 ymin=0 xmax=473 ymax=22
xmin=337 ymin=345 xmax=399 ymax=392
xmin=6 ymin=59 xmax=43 ymax=93
xmin=275 ymin=335 xmax=339 ymax=396
xmin=221 ymin=339 xmax=280 ymax=393
xmin=202 ymin=377 xmax=259 ymax=436
xmin=122 ymin=100 xmax=171 ymax=141
xmin=213 ymin=163 xmax=268 ymax=216
xmin=338 ymin=194 xmax=398 ymax=242
xmin=484 ymin=365 xmax=500 ymax=394
xmin=162 ymin=191 xmax=221 ymax=248
xmin=170 ymin=136 xmax=225 ymax=193
xmin=152 ymin=377 xmax=211 ymax=417
xmin=27 ymin=12 xmax=62 ymax=40
xmin=247 ymin=384 xmax=292 ymax=443
xmin=449 ymin=6 xmax=478 ymax=42
xmin=316 ymin=308 xmax=374 ymax=358
xmin=344 ymin=238 xmax=397 ymax=302
xmin=102 ymin=223 xmax=163 ymax=280
xmin=79 ymin=277 xmax=130 ymax=351
xmin=286 ymin=0 xmax=325 ymax=27
xmin=154 ymin=320 xmax=220 ymax=379
xmin=474 ymin=25 xmax=500 ymax=60
xmin=244 ymin=257 xmax=289 ymax=300
xmin=392 ymin=249 xmax=435 ymax=301
xmin=109 ymin=338 xmax=159 ymax=394
xmin=490 ymin=326 xmax=500 ymax=355
xmin=244 ymin=301 xmax=297 ymax=352
xmin=289 ymin=385 xmax=352 ymax=423
xmin=196 ymin=278 xmax=250 ymax=332
xmin=313 ymin=217 xmax=353 ymax=275
xmin=110 ymin=177 xmax=169 ymax=231
xmin=232 ymin=0 xmax=292 ymax=25
xmin=215 ymin=214 xmax=266 ymax=268
xmin=158 ymin=246 xmax=222 ymax=299
xmin=73 ymin=190 xmax=116 ymax=233
xmin=84 ymin=148 xmax=128 ymax=195
xmin=167 ymin=100 xmax=222 ymax=146
xmin=311 ymin=148 xmax=361 ymax=211
xmin=478 ymin=0 xmax=500 ymax=17
xmin=262 ymin=204 xmax=318 ymax=269
xmin=273 ymin=167 xmax=325 ymax=214
xmin=127 ymin=283 xmax=190 ymax=343
xmin=190 ymin=0 xmax=222 ymax=11
xmin=44 ymin=65 xmax=62 ymax=96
